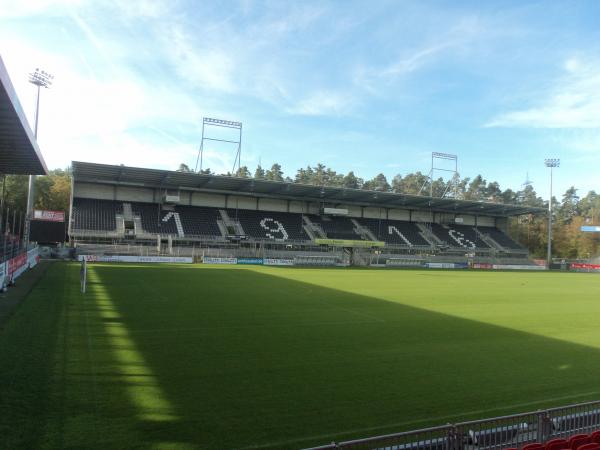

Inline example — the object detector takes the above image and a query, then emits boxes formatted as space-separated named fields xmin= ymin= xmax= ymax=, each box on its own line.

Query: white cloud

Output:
xmin=487 ymin=57 xmax=600 ymax=128
xmin=285 ymin=91 xmax=354 ymax=116
xmin=0 ymin=0 xmax=83 ymax=18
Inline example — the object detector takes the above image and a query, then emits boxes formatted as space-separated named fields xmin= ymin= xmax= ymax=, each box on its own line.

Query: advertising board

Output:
xmin=237 ymin=258 xmax=264 ymax=265
xmin=202 ymin=256 xmax=237 ymax=265
xmin=263 ymin=258 xmax=294 ymax=266
xmin=33 ymin=210 xmax=65 ymax=222
xmin=79 ymin=255 xmax=193 ymax=263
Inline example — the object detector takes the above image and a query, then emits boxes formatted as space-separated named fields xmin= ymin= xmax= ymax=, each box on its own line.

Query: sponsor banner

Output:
xmin=492 ymin=264 xmax=546 ymax=271
xmin=237 ymin=258 xmax=264 ymax=265
xmin=570 ymin=263 xmax=600 ymax=271
xmin=79 ymin=255 xmax=193 ymax=263
xmin=314 ymin=238 xmax=385 ymax=248
xmin=0 ymin=262 xmax=5 ymax=288
xmin=581 ymin=226 xmax=600 ymax=232
xmin=385 ymin=259 xmax=424 ymax=267
xmin=33 ymin=209 xmax=65 ymax=222
xmin=473 ymin=263 xmax=493 ymax=269
xmin=27 ymin=248 xmax=40 ymax=268
xmin=532 ymin=259 xmax=547 ymax=267
xmin=8 ymin=253 xmax=28 ymax=281
xmin=263 ymin=258 xmax=294 ymax=266
xmin=202 ymin=256 xmax=237 ymax=265
xmin=426 ymin=262 xmax=463 ymax=269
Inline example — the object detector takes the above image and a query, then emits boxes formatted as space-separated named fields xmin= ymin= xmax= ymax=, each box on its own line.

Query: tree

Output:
xmin=343 ymin=171 xmax=363 ymax=189
xmin=177 ymin=163 xmax=192 ymax=172
xmin=265 ymin=163 xmax=284 ymax=182
xmin=235 ymin=166 xmax=251 ymax=178
xmin=254 ymin=165 xmax=265 ymax=180
xmin=465 ymin=175 xmax=487 ymax=201
xmin=363 ymin=173 xmax=390 ymax=192
xmin=558 ymin=186 xmax=579 ymax=224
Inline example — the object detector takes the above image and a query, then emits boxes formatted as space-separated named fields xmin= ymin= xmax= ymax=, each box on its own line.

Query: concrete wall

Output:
xmin=258 ymin=198 xmax=287 ymax=212
xmin=74 ymin=182 xmax=115 ymax=200
xmin=115 ymin=186 xmax=154 ymax=203
xmin=412 ymin=210 xmax=433 ymax=223
xmin=226 ymin=195 xmax=256 ymax=210
xmin=388 ymin=209 xmax=411 ymax=221
xmin=477 ymin=216 xmax=495 ymax=227
xmin=191 ymin=192 xmax=226 ymax=208
xmin=363 ymin=207 xmax=386 ymax=219
xmin=456 ymin=215 xmax=476 ymax=226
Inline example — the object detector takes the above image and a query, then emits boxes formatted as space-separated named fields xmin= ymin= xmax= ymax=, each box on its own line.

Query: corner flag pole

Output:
xmin=80 ymin=259 xmax=87 ymax=293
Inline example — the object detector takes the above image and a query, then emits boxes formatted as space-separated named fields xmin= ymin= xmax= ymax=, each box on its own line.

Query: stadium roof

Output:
xmin=72 ymin=161 xmax=545 ymax=217
xmin=0 ymin=55 xmax=47 ymax=175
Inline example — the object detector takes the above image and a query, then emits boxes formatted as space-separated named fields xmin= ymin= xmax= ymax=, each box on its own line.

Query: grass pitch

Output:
xmin=1 ymin=263 xmax=600 ymax=450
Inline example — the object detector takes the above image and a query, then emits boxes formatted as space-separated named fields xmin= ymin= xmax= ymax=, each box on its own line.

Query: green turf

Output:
xmin=1 ymin=263 xmax=600 ymax=449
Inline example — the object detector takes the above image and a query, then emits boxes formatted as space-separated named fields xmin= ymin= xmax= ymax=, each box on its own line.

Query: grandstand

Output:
xmin=69 ymin=161 xmax=543 ymax=265
xmin=0 ymin=54 xmax=46 ymax=285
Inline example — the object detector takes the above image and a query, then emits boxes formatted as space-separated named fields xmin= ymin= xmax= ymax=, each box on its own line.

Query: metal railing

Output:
xmin=304 ymin=400 xmax=600 ymax=450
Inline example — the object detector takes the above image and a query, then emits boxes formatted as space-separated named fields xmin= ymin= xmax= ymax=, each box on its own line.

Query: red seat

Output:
xmin=524 ymin=444 xmax=545 ymax=450
xmin=546 ymin=439 xmax=569 ymax=450
xmin=577 ymin=444 xmax=600 ymax=450
xmin=590 ymin=432 xmax=600 ymax=445
xmin=569 ymin=435 xmax=590 ymax=450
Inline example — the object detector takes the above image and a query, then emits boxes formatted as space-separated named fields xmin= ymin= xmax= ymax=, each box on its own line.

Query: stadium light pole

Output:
xmin=544 ymin=158 xmax=560 ymax=269
xmin=24 ymin=68 xmax=53 ymax=246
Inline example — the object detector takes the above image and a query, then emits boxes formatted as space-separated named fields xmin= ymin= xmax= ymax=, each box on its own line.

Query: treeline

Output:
xmin=0 ymin=169 xmax=71 ymax=235
xmin=1 ymin=164 xmax=597 ymax=260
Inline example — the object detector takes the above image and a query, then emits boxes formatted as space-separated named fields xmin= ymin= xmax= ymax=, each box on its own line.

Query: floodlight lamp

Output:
xmin=544 ymin=158 xmax=560 ymax=168
xmin=28 ymin=68 xmax=53 ymax=88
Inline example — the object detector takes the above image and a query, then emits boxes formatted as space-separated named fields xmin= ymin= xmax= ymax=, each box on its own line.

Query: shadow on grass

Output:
xmin=16 ymin=263 xmax=600 ymax=450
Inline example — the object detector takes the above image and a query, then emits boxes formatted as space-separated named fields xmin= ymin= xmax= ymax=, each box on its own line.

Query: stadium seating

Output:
xmin=72 ymin=198 xmax=119 ymax=231
xmin=478 ymin=226 xmax=524 ymax=249
xmin=523 ymin=444 xmax=545 ymax=450
xmin=311 ymin=216 xmax=363 ymax=240
xmin=545 ymin=438 xmax=569 ymax=450
xmin=176 ymin=206 xmax=222 ymax=237
xmin=429 ymin=223 xmax=489 ymax=249
xmin=71 ymin=198 xmax=524 ymax=250
xmin=228 ymin=209 xmax=308 ymax=241
xmin=578 ymin=444 xmax=600 ymax=450
xmin=359 ymin=218 xmax=431 ymax=246
xmin=569 ymin=435 xmax=590 ymax=450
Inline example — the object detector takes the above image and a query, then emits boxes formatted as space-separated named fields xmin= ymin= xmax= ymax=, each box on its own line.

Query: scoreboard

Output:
xmin=30 ymin=209 xmax=66 ymax=244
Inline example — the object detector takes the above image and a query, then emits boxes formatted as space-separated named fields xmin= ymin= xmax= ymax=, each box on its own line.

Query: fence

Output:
xmin=304 ymin=400 xmax=600 ymax=450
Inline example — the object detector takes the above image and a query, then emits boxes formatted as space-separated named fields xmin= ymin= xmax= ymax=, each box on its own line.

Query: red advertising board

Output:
xmin=33 ymin=210 xmax=65 ymax=222
xmin=7 ymin=253 xmax=27 ymax=277
xmin=473 ymin=263 xmax=493 ymax=269
xmin=571 ymin=263 xmax=600 ymax=270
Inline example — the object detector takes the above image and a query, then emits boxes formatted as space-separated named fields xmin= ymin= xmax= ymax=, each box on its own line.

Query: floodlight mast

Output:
xmin=24 ymin=68 xmax=53 ymax=246
xmin=195 ymin=117 xmax=243 ymax=175
xmin=544 ymin=158 xmax=560 ymax=268
xmin=418 ymin=152 xmax=459 ymax=198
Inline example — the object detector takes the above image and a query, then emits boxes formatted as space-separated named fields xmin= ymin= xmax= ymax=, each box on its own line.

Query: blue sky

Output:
xmin=1 ymin=0 xmax=599 ymax=199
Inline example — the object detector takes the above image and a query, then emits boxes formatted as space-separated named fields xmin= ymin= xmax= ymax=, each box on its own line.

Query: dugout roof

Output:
xmin=73 ymin=161 xmax=545 ymax=217
xmin=0 ymin=55 xmax=47 ymax=175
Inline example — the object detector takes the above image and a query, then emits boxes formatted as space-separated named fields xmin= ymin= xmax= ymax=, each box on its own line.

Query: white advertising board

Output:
xmin=492 ymin=264 xmax=546 ymax=271
xmin=78 ymin=255 xmax=193 ymax=263
xmin=202 ymin=256 xmax=237 ymax=265
xmin=263 ymin=258 xmax=294 ymax=266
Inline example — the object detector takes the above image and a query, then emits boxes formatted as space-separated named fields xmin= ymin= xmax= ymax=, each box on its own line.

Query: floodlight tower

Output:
xmin=24 ymin=68 xmax=53 ymax=245
xmin=544 ymin=158 xmax=560 ymax=268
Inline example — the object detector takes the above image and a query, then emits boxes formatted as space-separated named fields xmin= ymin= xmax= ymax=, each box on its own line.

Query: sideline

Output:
xmin=0 ymin=260 xmax=51 ymax=329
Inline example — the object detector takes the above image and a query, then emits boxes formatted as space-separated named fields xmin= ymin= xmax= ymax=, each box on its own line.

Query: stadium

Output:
xmin=2 ymin=4 xmax=600 ymax=450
